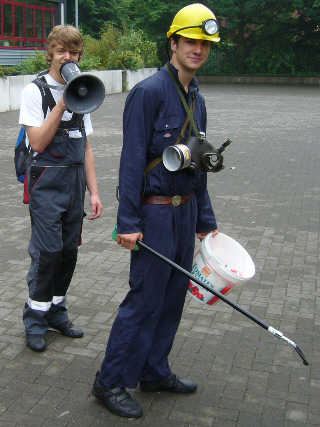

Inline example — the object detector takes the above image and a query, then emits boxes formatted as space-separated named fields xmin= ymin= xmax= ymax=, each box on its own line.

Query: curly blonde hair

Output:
xmin=45 ymin=25 xmax=84 ymax=65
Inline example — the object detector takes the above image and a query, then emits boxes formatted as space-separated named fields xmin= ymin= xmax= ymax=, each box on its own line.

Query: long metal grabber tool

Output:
xmin=136 ymin=240 xmax=309 ymax=366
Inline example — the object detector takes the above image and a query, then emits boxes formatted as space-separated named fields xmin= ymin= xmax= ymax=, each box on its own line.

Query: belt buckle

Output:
xmin=172 ymin=195 xmax=181 ymax=207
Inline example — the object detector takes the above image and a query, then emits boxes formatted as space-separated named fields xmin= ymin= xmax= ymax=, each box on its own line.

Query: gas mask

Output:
xmin=163 ymin=135 xmax=232 ymax=173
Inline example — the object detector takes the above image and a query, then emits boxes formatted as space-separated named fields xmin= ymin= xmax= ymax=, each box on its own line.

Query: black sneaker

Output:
xmin=92 ymin=371 xmax=143 ymax=418
xmin=49 ymin=321 xmax=83 ymax=338
xmin=140 ymin=374 xmax=197 ymax=393
xmin=26 ymin=334 xmax=46 ymax=352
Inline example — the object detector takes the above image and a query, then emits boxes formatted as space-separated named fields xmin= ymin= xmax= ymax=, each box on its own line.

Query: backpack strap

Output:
xmin=32 ymin=76 xmax=56 ymax=117
xmin=25 ymin=78 xmax=54 ymax=164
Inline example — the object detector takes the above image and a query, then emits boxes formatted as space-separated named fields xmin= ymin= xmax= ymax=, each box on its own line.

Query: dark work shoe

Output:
xmin=140 ymin=374 xmax=197 ymax=394
xmin=92 ymin=371 xmax=143 ymax=418
xmin=26 ymin=334 xmax=46 ymax=352
xmin=49 ymin=321 xmax=83 ymax=338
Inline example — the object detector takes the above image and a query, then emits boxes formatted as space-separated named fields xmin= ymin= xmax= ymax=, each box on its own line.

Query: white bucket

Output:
xmin=188 ymin=233 xmax=255 ymax=305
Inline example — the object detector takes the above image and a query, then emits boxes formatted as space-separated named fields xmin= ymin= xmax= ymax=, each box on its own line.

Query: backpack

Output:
xmin=15 ymin=77 xmax=58 ymax=203
xmin=14 ymin=126 xmax=32 ymax=183
xmin=14 ymin=77 xmax=55 ymax=185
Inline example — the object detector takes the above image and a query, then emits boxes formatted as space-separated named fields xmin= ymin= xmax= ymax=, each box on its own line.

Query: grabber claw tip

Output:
xmin=295 ymin=346 xmax=309 ymax=366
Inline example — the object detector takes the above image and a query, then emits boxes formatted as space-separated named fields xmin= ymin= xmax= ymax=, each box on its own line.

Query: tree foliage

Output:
xmin=67 ymin=0 xmax=132 ymax=39
xmin=8 ymin=51 xmax=47 ymax=75
xmin=4 ymin=1 xmax=317 ymax=76
xmin=210 ymin=0 xmax=320 ymax=74
xmin=70 ymin=0 xmax=320 ymax=74
xmin=84 ymin=23 xmax=160 ymax=70
xmin=65 ymin=0 xmax=320 ymax=75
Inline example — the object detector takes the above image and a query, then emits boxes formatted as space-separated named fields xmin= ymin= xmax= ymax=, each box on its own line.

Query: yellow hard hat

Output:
xmin=167 ymin=3 xmax=220 ymax=42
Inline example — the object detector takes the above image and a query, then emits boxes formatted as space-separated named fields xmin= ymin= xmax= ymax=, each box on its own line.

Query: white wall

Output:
xmin=125 ymin=68 xmax=159 ymax=91
xmin=0 ymin=68 xmax=158 ymax=112
xmin=83 ymin=69 xmax=123 ymax=95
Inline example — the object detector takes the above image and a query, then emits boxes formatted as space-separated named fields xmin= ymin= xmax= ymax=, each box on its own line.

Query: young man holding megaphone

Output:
xmin=92 ymin=3 xmax=221 ymax=419
xmin=19 ymin=25 xmax=103 ymax=352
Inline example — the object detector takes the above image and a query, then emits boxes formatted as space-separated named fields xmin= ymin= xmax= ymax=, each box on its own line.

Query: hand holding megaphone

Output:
xmin=60 ymin=61 xmax=105 ymax=114
xmin=36 ymin=61 xmax=106 ymax=114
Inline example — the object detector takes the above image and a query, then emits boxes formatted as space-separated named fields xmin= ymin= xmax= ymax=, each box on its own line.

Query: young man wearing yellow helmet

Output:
xmin=168 ymin=3 xmax=220 ymax=91
xmin=92 ymin=3 xmax=220 ymax=418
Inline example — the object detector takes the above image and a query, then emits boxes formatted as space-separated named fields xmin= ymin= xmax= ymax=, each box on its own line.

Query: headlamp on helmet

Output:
xmin=167 ymin=3 xmax=220 ymax=42
xmin=169 ymin=18 xmax=219 ymax=39
xmin=202 ymin=19 xmax=219 ymax=36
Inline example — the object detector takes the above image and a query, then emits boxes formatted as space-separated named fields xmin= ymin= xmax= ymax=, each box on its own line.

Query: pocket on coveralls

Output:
xmin=29 ymin=166 xmax=46 ymax=195
xmin=151 ymin=114 xmax=181 ymax=156
xmin=51 ymin=132 xmax=67 ymax=158
xmin=154 ymin=114 xmax=180 ymax=137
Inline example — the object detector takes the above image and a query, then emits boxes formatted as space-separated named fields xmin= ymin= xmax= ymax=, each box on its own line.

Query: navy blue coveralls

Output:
xmin=23 ymin=85 xmax=87 ymax=335
xmin=99 ymin=63 xmax=217 ymax=388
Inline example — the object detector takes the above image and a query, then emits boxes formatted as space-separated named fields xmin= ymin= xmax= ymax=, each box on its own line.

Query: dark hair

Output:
xmin=171 ymin=34 xmax=181 ymax=45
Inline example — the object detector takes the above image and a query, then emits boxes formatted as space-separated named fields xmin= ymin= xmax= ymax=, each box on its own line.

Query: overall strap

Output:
xmin=58 ymin=113 xmax=84 ymax=131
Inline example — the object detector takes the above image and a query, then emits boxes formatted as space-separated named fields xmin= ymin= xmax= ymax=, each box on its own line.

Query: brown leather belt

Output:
xmin=141 ymin=192 xmax=194 ymax=207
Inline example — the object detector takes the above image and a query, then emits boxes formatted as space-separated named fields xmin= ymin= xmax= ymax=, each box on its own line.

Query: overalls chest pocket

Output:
xmin=151 ymin=114 xmax=181 ymax=157
xmin=51 ymin=130 xmax=67 ymax=158
xmin=67 ymin=130 xmax=86 ymax=163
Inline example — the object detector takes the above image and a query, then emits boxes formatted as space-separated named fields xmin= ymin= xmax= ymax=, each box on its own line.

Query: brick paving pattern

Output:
xmin=0 ymin=83 xmax=319 ymax=426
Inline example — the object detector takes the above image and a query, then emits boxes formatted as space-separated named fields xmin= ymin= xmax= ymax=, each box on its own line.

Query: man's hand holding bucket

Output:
xmin=197 ymin=230 xmax=218 ymax=241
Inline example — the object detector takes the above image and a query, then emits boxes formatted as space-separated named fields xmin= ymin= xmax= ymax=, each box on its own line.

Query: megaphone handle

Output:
xmin=35 ymin=76 xmax=64 ymax=91
xmin=45 ymin=83 xmax=63 ymax=90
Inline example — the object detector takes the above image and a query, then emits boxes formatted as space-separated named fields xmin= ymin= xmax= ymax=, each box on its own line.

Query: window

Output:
xmin=0 ymin=0 xmax=60 ymax=49
xmin=35 ymin=9 xmax=43 ymax=39
xmin=15 ymin=5 xmax=23 ymax=37
xmin=3 ymin=3 xmax=13 ymax=37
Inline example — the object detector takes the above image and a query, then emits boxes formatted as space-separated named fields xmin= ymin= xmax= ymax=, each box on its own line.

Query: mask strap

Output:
xmin=165 ymin=63 xmax=200 ymax=138
xmin=187 ymin=93 xmax=195 ymax=139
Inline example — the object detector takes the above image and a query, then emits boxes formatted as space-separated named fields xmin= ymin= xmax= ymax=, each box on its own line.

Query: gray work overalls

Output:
xmin=23 ymin=86 xmax=87 ymax=335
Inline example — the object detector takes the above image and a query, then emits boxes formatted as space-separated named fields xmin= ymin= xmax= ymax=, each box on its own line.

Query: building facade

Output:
xmin=0 ymin=0 xmax=66 ymax=66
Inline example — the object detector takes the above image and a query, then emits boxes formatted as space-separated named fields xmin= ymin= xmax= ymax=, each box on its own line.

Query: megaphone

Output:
xmin=59 ymin=61 xmax=105 ymax=114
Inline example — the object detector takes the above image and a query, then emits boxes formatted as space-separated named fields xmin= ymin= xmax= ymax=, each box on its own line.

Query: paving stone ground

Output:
xmin=0 ymin=83 xmax=319 ymax=427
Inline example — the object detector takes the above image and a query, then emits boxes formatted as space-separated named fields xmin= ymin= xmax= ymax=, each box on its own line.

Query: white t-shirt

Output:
xmin=19 ymin=73 xmax=93 ymax=150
